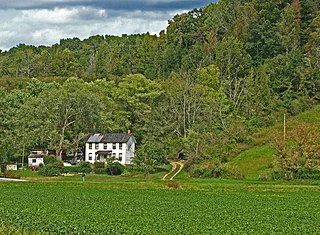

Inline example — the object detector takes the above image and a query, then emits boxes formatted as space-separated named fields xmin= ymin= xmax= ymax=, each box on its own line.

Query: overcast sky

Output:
xmin=0 ymin=0 xmax=216 ymax=51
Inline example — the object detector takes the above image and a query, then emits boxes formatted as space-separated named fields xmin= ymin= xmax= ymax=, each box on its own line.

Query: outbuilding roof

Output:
xmin=28 ymin=154 xmax=44 ymax=158
xmin=87 ymin=133 xmax=134 ymax=143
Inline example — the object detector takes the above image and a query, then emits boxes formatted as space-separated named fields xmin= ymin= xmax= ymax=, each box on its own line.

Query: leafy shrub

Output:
xmin=94 ymin=168 xmax=108 ymax=174
xmin=273 ymin=124 xmax=320 ymax=178
xmin=43 ymin=155 xmax=58 ymax=164
xmin=3 ymin=170 xmax=21 ymax=179
xmin=261 ymin=168 xmax=320 ymax=180
xmin=93 ymin=162 xmax=105 ymax=169
xmin=78 ymin=161 xmax=92 ymax=173
xmin=296 ymin=169 xmax=320 ymax=180
xmin=63 ymin=166 xmax=81 ymax=173
xmin=0 ymin=163 xmax=6 ymax=174
xmin=39 ymin=161 xmax=64 ymax=176
xmin=106 ymin=162 xmax=124 ymax=175
xmin=190 ymin=161 xmax=244 ymax=179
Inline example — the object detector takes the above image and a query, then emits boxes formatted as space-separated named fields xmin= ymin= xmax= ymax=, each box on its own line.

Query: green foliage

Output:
xmin=105 ymin=162 xmax=124 ymax=175
xmin=0 ymin=0 xmax=319 ymax=179
xmin=190 ymin=160 xmax=244 ymax=179
xmin=43 ymin=155 xmax=58 ymax=164
xmin=134 ymin=142 xmax=167 ymax=179
xmin=295 ymin=169 xmax=320 ymax=180
xmin=78 ymin=161 xmax=92 ymax=173
xmin=63 ymin=166 xmax=81 ymax=173
xmin=261 ymin=168 xmax=320 ymax=181
xmin=1 ymin=182 xmax=319 ymax=234
xmin=93 ymin=161 xmax=108 ymax=175
xmin=39 ymin=161 xmax=64 ymax=177
xmin=93 ymin=162 xmax=105 ymax=169
xmin=273 ymin=124 xmax=320 ymax=179
xmin=94 ymin=168 xmax=108 ymax=174
xmin=2 ymin=170 xmax=21 ymax=179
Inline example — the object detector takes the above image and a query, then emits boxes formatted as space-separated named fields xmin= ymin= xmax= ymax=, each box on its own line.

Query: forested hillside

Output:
xmin=0 ymin=0 xmax=319 ymax=177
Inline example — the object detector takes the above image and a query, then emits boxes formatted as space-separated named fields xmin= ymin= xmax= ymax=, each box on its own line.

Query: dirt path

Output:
xmin=162 ymin=161 xmax=184 ymax=180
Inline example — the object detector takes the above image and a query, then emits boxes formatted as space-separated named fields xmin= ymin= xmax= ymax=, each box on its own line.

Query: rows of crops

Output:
xmin=0 ymin=181 xmax=319 ymax=234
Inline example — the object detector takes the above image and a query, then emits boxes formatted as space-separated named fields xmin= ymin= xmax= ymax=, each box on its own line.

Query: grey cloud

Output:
xmin=0 ymin=0 xmax=215 ymax=11
xmin=0 ymin=0 xmax=217 ymax=51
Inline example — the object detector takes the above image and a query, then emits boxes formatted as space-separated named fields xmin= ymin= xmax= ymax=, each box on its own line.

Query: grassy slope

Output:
xmin=229 ymin=105 xmax=320 ymax=180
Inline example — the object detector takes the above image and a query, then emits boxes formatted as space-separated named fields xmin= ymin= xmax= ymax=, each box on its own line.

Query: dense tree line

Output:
xmin=0 ymin=0 xmax=319 ymax=172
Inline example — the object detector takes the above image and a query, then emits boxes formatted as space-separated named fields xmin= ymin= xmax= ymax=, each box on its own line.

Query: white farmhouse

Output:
xmin=85 ymin=133 xmax=136 ymax=165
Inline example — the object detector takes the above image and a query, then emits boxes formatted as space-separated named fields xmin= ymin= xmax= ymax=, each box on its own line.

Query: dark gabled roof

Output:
xmin=101 ymin=133 xmax=133 ymax=143
xmin=87 ymin=133 xmax=134 ymax=143
xmin=87 ymin=134 xmax=104 ymax=143
xmin=28 ymin=154 xmax=44 ymax=158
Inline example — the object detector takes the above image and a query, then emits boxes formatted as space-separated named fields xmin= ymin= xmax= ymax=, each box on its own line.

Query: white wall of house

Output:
xmin=28 ymin=158 xmax=44 ymax=167
xmin=125 ymin=137 xmax=135 ymax=165
xmin=85 ymin=142 xmax=131 ymax=164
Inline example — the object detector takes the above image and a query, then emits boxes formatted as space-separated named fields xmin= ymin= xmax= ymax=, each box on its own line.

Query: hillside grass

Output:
xmin=230 ymin=105 xmax=320 ymax=179
xmin=229 ymin=145 xmax=275 ymax=179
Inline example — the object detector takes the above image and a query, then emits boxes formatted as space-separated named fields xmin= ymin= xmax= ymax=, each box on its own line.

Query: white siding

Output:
xmin=28 ymin=158 xmax=44 ymax=167
xmin=85 ymin=142 xmax=130 ymax=165
xmin=84 ymin=135 xmax=135 ymax=165
xmin=85 ymin=143 xmax=96 ymax=163
xmin=125 ymin=137 xmax=135 ymax=165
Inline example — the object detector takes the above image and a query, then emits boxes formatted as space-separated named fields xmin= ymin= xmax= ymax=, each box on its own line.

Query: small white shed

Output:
xmin=28 ymin=155 xmax=44 ymax=167
xmin=6 ymin=164 xmax=18 ymax=171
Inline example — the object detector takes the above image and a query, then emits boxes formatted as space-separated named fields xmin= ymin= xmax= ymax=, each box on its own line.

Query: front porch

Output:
xmin=95 ymin=150 xmax=114 ymax=163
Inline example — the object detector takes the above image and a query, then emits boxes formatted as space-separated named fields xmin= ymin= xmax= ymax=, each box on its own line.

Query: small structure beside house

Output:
xmin=6 ymin=164 xmax=18 ymax=171
xmin=85 ymin=132 xmax=136 ymax=165
xmin=27 ymin=150 xmax=55 ymax=167
xmin=28 ymin=155 xmax=44 ymax=167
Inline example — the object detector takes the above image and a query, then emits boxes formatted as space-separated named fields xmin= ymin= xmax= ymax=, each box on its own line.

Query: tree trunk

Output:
xmin=56 ymin=125 xmax=66 ymax=161
xmin=74 ymin=137 xmax=79 ymax=162
xmin=144 ymin=169 xmax=148 ymax=180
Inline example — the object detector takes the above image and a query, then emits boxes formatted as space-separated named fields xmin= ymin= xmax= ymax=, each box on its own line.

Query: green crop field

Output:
xmin=1 ymin=180 xmax=320 ymax=234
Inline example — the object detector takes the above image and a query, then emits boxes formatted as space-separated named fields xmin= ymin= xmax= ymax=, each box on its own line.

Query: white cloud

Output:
xmin=0 ymin=0 xmax=215 ymax=51
xmin=0 ymin=7 xmax=177 ymax=51
xmin=20 ymin=8 xmax=79 ymax=24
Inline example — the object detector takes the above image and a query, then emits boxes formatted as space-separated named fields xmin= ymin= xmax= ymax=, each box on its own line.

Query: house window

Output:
xmin=95 ymin=143 xmax=99 ymax=149
xmin=113 ymin=143 xmax=117 ymax=150
xmin=112 ymin=153 xmax=117 ymax=159
xmin=89 ymin=143 xmax=92 ymax=149
xmin=118 ymin=153 xmax=122 ymax=162
xmin=32 ymin=159 xmax=36 ymax=163
xmin=89 ymin=153 xmax=92 ymax=161
xmin=120 ymin=144 xmax=123 ymax=150
xmin=104 ymin=143 xmax=107 ymax=150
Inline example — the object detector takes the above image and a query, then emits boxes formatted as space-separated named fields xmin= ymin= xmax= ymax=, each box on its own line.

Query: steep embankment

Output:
xmin=229 ymin=105 xmax=320 ymax=179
